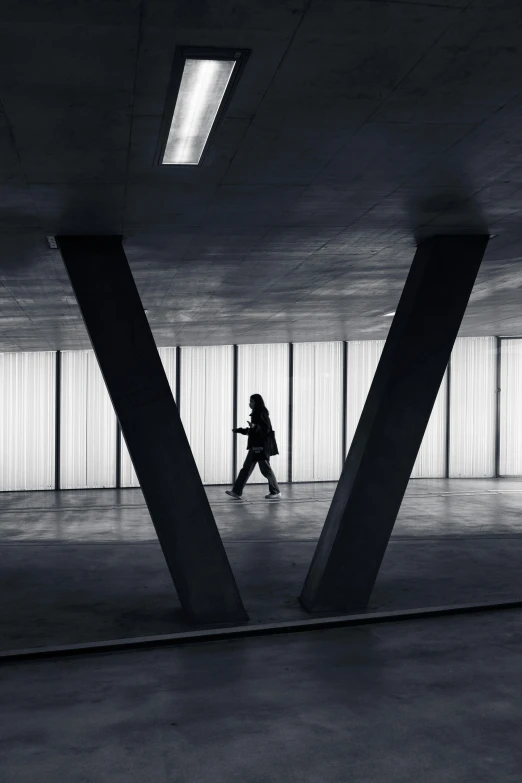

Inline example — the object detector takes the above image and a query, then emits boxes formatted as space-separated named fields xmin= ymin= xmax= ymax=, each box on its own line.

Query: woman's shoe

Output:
xmin=226 ymin=490 xmax=242 ymax=500
xmin=265 ymin=492 xmax=281 ymax=500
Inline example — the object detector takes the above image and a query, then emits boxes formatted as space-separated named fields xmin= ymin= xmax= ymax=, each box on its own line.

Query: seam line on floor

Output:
xmin=1 ymin=598 xmax=521 ymax=664
xmin=2 ymin=489 xmax=522 ymax=513
xmin=2 ymin=533 xmax=522 ymax=545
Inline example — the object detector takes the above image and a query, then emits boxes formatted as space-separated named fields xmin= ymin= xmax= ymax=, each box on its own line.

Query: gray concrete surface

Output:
xmin=2 ymin=2 xmax=522 ymax=352
xmin=1 ymin=609 xmax=522 ymax=782
xmin=1 ymin=479 xmax=522 ymax=651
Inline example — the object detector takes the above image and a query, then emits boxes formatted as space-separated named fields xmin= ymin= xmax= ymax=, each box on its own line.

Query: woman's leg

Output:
xmin=232 ymin=451 xmax=257 ymax=496
xmin=257 ymin=458 xmax=280 ymax=495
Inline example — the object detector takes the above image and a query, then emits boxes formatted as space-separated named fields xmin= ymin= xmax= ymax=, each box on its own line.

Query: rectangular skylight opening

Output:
xmin=161 ymin=57 xmax=238 ymax=165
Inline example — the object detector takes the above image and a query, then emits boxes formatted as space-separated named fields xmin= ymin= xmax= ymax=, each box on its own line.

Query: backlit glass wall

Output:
xmin=499 ymin=338 xmax=522 ymax=477
xmin=237 ymin=344 xmax=289 ymax=484
xmin=60 ymin=350 xmax=117 ymax=489
xmin=120 ymin=347 xmax=177 ymax=488
xmin=449 ymin=337 xmax=496 ymax=478
xmin=346 ymin=340 xmax=385 ymax=455
xmin=292 ymin=341 xmax=343 ymax=481
xmin=346 ymin=340 xmax=447 ymax=478
xmin=3 ymin=336 xmax=522 ymax=493
xmin=410 ymin=372 xmax=447 ymax=479
xmin=0 ymin=351 xmax=55 ymax=491
xmin=180 ymin=345 xmax=233 ymax=484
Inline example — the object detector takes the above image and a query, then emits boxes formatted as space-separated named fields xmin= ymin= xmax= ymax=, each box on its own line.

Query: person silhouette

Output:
xmin=226 ymin=393 xmax=281 ymax=500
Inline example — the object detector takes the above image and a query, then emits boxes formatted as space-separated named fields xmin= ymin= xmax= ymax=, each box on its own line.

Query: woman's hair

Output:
xmin=250 ymin=393 xmax=269 ymax=416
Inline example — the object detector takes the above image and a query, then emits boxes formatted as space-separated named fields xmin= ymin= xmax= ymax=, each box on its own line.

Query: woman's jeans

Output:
xmin=233 ymin=450 xmax=280 ymax=496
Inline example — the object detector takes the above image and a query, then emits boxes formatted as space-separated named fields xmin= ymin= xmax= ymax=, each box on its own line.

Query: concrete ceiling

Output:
xmin=0 ymin=0 xmax=522 ymax=352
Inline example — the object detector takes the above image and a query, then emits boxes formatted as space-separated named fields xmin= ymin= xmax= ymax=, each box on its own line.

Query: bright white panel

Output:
xmin=449 ymin=336 xmax=496 ymax=478
xmin=60 ymin=350 xmax=117 ymax=489
xmin=180 ymin=345 xmax=233 ymax=484
xmin=346 ymin=340 xmax=385 ymax=455
xmin=347 ymin=340 xmax=447 ymax=478
xmin=120 ymin=347 xmax=177 ymax=488
xmin=0 ymin=351 xmax=55 ymax=491
xmin=292 ymin=342 xmax=343 ymax=481
xmin=163 ymin=59 xmax=236 ymax=165
xmin=410 ymin=370 xmax=447 ymax=478
xmin=499 ymin=338 xmax=522 ymax=476
xmin=237 ymin=344 xmax=289 ymax=484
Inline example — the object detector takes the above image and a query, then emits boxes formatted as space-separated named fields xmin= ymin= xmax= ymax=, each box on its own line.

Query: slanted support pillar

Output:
xmin=300 ymin=234 xmax=489 ymax=613
xmin=57 ymin=236 xmax=248 ymax=625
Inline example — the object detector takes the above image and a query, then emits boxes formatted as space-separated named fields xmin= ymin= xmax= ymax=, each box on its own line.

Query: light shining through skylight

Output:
xmin=162 ymin=58 xmax=236 ymax=165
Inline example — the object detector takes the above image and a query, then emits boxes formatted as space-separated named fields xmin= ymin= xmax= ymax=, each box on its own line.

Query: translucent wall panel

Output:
xmin=499 ymin=338 xmax=522 ymax=476
xmin=346 ymin=340 xmax=447 ymax=478
xmin=60 ymin=350 xmax=117 ymax=489
xmin=410 ymin=371 xmax=447 ymax=478
xmin=449 ymin=336 xmax=496 ymax=478
xmin=237 ymin=344 xmax=289 ymax=484
xmin=346 ymin=340 xmax=385 ymax=455
xmin=180 ymin=345 xmax=233 ymax=485
xmin=292 ymin=342 xmax=343 ymax=481
xmin=120 ymin=347 xmax=177 ymax=488
xmin=0 ymin=351 xmax=56 ymax=491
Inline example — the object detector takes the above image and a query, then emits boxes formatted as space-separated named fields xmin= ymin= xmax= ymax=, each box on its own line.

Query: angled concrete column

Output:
xmin=300 ymin=234 xmax=489 ymax=614
xmin=57 ymin=236 xmax=248 ymax=625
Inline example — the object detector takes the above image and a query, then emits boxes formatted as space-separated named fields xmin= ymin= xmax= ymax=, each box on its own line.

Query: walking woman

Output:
xmin=226 ymin=393 xmax=282 ymax=500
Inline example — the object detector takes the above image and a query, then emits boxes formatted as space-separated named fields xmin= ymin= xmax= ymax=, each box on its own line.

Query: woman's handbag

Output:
xmin=268 ymin=430 xmax=279 ymax=457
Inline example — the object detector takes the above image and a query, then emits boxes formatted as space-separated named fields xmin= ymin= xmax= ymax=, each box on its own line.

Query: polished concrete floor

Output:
xmin=1 ymin=478 xmax=522 ymax=652
xmin=1 ymin=609 xmax=522 ymax=782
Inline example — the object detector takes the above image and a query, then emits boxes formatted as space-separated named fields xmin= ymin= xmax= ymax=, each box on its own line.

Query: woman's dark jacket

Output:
xmin=235 ymin=409 xmax=278 ymax=460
